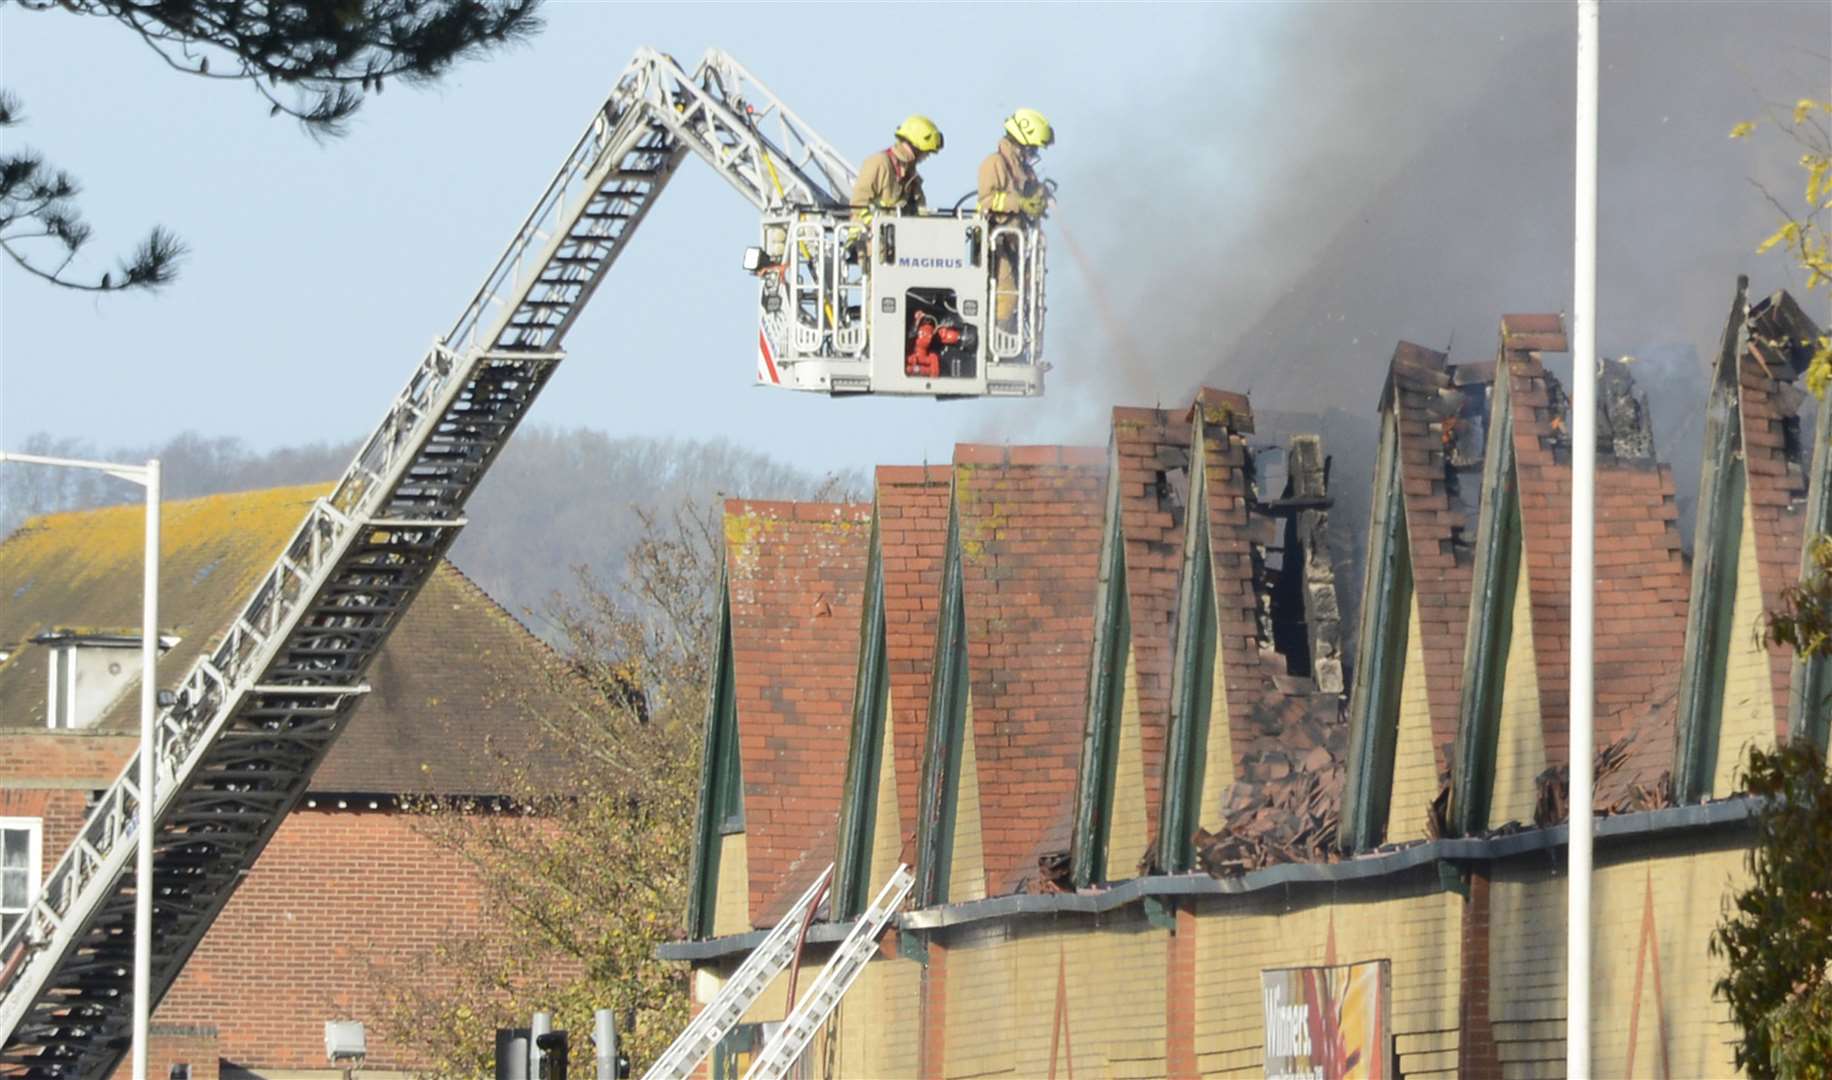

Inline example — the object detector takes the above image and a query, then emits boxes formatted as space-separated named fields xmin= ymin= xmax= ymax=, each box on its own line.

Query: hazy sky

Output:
xmin=2 ymin=2 xmax=1827 ymax=476
xmin=0 ymin=2 xmax=1285 ymax=472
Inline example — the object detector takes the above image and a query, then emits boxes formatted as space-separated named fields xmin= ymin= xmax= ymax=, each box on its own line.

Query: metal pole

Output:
xmin=1568 ymin=3 xmax=1599 ymax=1077
xmin=594 ymin=1009 xmax=617 ymax=1080
xmin=133 ymin=459 xmax=161 ymax=1080
xmin=531 ymin=1010 xmax=553 ymax=1078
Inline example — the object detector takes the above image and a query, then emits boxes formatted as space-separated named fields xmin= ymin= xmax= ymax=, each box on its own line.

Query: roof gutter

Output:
xmin=660 ymin=798 xmax=1755 ymax=960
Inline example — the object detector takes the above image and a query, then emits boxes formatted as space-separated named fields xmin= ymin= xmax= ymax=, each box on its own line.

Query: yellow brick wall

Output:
xmin=941 ymin=923 xmax=1016 ymax=1077
xmin=1386 ymin=592 xmax=1438 ymax=844
xmin=869 ymin=677 xmax=903 ymax=890
xmin=1489 ymin=557 xmax=1547 ymax=829
xmin=697 ymin=939 xmax=923 ymax=1077
xmin=685 ymin=846 xmax=1752 ymax=1080
xmin=1490 ymin=845 xmax=1749 ymax=1079
xmin=713 ymin=831 xmax=751 ymax=937
xmin=1712 ymin=493 xmax=1777 ymax=796
xmin=1192 ymin=885 xmax=1462 ymax=1076
xmin=826 ymin=952 xmax=922 ymax=1077
xmin=939 ymin=914 xmax=1169 ymax=1079
xmin=1198 ymin=605 xmax=1234 ymax=833
xmin=950 ymin=690 xmax=988 ymax=903
xmin=1107 ymin=643 xmax=1150 ymax=879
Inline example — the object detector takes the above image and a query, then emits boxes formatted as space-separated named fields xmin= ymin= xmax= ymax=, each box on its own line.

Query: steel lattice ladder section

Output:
xmin=0 ymin=80 xmax=690 ymax=1077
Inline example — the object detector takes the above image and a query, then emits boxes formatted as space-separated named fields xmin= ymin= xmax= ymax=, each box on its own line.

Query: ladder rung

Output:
xmin=367 ymin=516 xmax=468 ymax=529
xmin=249 ymin=684 xmax=371 ymax=697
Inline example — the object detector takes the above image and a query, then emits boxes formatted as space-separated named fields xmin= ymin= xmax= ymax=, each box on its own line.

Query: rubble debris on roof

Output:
xmin=1535 ymin=689 xmax=1677 ymax=827
xmin=1499 ymin=316 xmax=1690 ymax=770
xmin=1194 ymin=692 xmax=1347 ymax=875
xmin=1181 ymin=389 xmax=1350 ymax=877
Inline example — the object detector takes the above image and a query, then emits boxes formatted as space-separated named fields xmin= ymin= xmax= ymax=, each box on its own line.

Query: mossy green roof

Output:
xmin=0 ymin=485 xmax=577 ymax=794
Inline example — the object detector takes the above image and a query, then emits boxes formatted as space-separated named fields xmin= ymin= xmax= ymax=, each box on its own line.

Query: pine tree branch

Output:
xmin=41 ymin=0 xmax=543 ymax=134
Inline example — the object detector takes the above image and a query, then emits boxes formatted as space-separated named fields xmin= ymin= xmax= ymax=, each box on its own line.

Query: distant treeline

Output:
xmin=0 ymin=428 xmax=861 ymax=641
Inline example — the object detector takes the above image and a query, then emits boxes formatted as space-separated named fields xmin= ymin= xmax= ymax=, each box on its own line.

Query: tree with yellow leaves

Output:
xmin=375 ymin=505 xmax=716 ymax=1074
xmin=1715 ymin=95 xmax=1832 ymax=1080
xmin=1732 ymin=97 xmax=1832 ymax=393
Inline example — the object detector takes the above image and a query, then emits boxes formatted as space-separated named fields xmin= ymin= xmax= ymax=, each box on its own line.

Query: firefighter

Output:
xmin=978 ymin=108 xmax=1054 ymax=332
xmin=851 ymin=115 xmax=944 ymax=222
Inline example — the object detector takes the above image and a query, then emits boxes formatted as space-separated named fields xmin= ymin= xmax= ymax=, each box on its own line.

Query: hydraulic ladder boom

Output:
xmin=0 ymin=46 xmax=852 ymax=1076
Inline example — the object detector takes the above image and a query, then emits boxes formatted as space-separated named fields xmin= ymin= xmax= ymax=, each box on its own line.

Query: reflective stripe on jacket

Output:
xmin=978 ymin=138 xmax=1040 ymax=220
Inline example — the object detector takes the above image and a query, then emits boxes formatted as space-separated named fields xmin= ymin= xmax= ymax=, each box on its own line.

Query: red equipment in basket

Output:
xmin=907 ymin=314 xmax=961 ymax=378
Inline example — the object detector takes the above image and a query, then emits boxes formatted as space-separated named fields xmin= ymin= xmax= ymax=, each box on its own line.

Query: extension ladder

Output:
xmin=640 ymin=865 xmax=833 ymax=1080
xmin=0 ymin=66 xmax=693 ymax=1080
xmin=0 ymin=44 xmax=858 ymax=1075
xmin=740 ymin=864 xmax=913 ymax=1080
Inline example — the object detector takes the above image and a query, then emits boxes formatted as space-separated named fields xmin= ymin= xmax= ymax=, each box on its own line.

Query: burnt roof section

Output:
xmin=1388 ymin=342 xmax=1486 ymax=774
xmin=1499 ymin=316 xmax=1690 ymax=772
xmin=0 ymin=486 xmax=580 ymax=795
xmin=721 ymin=499 xmax=872 ymax=926
xmin=1108 ymin=406 xmax=1194 ymax=835
xmin=951 ymin=444 xmax=1107 ymax=896
xmin=1737 ymin=290 xmax=1823 ymax=737
xmin=874 ymin=465 xmax=953 ymax=859
xmin=1188 ymin=391 xmax=1350 ymax=874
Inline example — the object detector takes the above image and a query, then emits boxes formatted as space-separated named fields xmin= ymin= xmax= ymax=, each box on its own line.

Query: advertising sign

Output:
xmin=1260 ymin=959 xmax=1391 ymax=1080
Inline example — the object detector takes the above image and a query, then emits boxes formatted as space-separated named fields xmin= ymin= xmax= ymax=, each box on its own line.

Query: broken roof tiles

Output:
xmin=1499 ymin=318 xmax=1690 ymax=768
xmin=673 ymin=284 xmax=1829 ymax=937
xmin=1187 ymin=393 xmax=1350 ymax=876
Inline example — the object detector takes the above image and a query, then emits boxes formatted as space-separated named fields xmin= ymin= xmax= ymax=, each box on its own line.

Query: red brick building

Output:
xmin=666 ymin=293 xmax=1831 ymax=1079
xmin=0 ymin=484 xmax=576 ymax=1077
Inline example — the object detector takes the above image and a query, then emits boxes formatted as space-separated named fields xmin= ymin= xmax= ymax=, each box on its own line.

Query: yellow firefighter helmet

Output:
xmin=895 ymin=115 xmax=944 ymax=154
xmin=1003 ymin=108 xmax=1055 ymax=148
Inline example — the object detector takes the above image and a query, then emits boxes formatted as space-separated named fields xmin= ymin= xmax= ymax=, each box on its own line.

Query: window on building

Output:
xmin=0 ymin=818 xmax=43 ymax=940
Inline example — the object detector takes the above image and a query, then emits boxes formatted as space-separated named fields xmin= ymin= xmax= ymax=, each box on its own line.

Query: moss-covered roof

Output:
xmin=0 ymin=486 xmax=577 ymax=795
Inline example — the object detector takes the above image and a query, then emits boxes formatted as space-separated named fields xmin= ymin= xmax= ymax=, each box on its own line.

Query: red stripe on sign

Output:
xmin=758 ymin=328 xmax=781 ymax=384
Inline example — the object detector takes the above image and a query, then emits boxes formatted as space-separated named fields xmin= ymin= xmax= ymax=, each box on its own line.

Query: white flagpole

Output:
xmin=1569 ymin=2 xmax=1599 ymax=1076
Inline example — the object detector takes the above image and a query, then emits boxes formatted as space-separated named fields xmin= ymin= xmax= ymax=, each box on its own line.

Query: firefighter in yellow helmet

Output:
xmin=851 ymin=115 xmax=943 ymax=222
xmin=979 ymin=108 xmax=1054 ymax=330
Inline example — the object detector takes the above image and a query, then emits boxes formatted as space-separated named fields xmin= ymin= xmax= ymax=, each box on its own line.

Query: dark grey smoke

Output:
xmin=1026 ymin=1 xmax=1825 ymax=627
